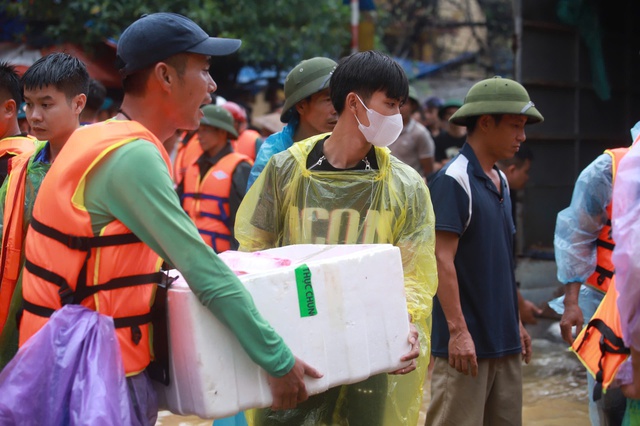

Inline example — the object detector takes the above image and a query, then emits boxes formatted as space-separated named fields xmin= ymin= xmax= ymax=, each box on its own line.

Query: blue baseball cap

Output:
xmin=116 ymin=13 xmax=241 ymax=77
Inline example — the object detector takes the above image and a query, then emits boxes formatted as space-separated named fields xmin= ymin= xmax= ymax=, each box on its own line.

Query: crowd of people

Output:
xmin=0 ymin=11 xmax=637 ymax=426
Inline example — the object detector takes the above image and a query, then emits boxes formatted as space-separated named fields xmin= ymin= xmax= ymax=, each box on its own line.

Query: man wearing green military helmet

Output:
xmin=178 ymin=104 xmax=252 ymax=252
xmin=247 ymin=57 xmax=337 ymax=189
xmin=426 ymin=76 xmax=543 ymax=426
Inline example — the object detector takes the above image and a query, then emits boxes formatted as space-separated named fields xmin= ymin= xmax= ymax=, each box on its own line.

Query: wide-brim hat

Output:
xmin=450 ymin=76 xmax=544 ymax=126
xmin=116 ymin=13 xmax=241 ymax=77
xmin=200 ymin=104 xmax=238 ymax=138
xmin=280 ymin=57 xmax=337 ymax=123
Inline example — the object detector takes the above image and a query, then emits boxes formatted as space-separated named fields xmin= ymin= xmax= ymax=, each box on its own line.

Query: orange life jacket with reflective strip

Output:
xmin=182 ymin=152 xmax=251 ymax=253
xmin=572 ymin=276 xmax=630 ymax=400
xmin=18 ymin=120 xmax=173 ymax=376
xmin=0 ymin=135 xmax=35 ymax=160
xmin=231 ymin=129 xmax=261 ymax=161
xmin=173 ymin=132 xmax=202 ymax=186
xmin=585 ymin=148 xmax=629 ymax=294
xmin=0 ymin=147 xmax=38 ymax=332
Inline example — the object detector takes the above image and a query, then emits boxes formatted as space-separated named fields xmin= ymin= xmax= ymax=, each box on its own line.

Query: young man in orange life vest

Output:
xmin=0 ymin=53 xmax=87 ymax=370
xmin=178 ymin=104 xmax=252 ymax=252
xmin=13 ymin=13 xmax=319 ymax=424
xmin=0 ymin=63 xmax=35 ymax=184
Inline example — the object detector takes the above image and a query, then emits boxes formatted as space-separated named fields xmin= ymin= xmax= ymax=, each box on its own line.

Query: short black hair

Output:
xmin=330 ymin=51 xmax=408 ymax=114
xmin=0 ymin=62 xmax=22 ymax=107
xmin=85 ymin=78 xmax=107 ymax=111
xmin=498 ymin=144 xmax=534 ymax=168
xmin=21 ymin=52 xmax=89 ymax=101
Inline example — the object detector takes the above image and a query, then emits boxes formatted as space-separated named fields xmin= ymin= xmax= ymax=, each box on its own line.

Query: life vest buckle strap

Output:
xmin=22 ymin=299 xmax=56 ymax=318
xmin=24 ymin=259 xmax=74 ymax=306
xmin=131 ymin=325 xmax=142 ymax=345
xmin=595 ymin=238 xmax=615 ymax=251
xmin=58 ymin=286 xmax=74 ymax=306
xmin=67 ymin=235 xmax=89 ymax=251
xmin=30 ymin=217 xmax=142 ymax=252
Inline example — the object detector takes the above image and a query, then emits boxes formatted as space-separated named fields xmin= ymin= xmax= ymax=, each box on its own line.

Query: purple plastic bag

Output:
xmin=612 ymin=142 xmax=640 ymax=352
xmin=0 ymin=305 xmax=132 ymax=425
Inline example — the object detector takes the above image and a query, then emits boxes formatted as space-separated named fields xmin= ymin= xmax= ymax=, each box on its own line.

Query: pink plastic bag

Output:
xmin=0 ymin=305 xmax=132 ymax=425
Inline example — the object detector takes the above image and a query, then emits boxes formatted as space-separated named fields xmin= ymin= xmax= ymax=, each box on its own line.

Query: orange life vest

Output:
xmin=19 ymin=120 xmax=173 ymax=376
xmin=0 ymin=146 xmax=39 ymax=332
xmin=584 ymin=148 xmax=628 ymax=294
xmin=182 ymin=152 xmax=251 ymax=253
xmin=173 ymin=132 xmax=202 ymax=186
xmin=231 ymin=129 xmax=261 ymax=161
xmin=0 ymin=135 xmax=35 ymax=160
xmin=572 ymin=276 xmax=630 ymax=400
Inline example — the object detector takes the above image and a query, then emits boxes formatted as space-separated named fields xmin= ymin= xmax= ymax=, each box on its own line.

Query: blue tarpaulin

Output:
xmin=393 ymin=52 xmax=476 ymax=80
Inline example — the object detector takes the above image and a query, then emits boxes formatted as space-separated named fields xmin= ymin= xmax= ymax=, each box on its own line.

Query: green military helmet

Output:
xmin=450 ymin=76 xmax=544 ymax=126
xmin=200 ymin=104 xmax=238 ymax=138
xmin=280 ymin=57 xmax=337 ymax=123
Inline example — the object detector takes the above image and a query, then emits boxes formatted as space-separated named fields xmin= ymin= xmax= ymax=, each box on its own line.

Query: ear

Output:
xmin=478 ymin=115 xmax=494 ymax=132
xmin=154 ymin=62 xmax=174 ymax=91
xmin=72 ymin=93 xmax=87 ymax=115
xmin=1 ymin=99 xmax=16 ymax=118
xmin=345 ymin=92 xmax=359 ymax=114
xmin=295 ymin=100 xmax=307 ymax=117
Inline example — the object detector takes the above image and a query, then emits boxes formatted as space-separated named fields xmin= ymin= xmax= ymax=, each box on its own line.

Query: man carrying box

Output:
xmin=11 ymin=13 xmax=320 ymax=424
xmin=236 ymin=50 xmax=437 ymax=426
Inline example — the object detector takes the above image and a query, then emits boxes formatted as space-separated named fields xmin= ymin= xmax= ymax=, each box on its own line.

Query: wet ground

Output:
xmin=156 ymin=319 xmax=590 ymax=425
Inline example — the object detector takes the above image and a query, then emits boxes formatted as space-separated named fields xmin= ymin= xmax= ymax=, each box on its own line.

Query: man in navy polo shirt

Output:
xmin=425 ymin=76 xmax=544 ymax=426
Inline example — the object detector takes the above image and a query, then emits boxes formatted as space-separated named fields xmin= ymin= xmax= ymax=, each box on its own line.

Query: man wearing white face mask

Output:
xmin=235 ymin=50 xmax=437 ymax=426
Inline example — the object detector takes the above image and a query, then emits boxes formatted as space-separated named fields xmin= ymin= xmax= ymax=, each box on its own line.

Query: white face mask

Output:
xmin=354 ymin=95 xmax=403 ymax=147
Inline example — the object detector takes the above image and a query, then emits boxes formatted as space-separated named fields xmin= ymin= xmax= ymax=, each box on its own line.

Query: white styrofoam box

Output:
xmin=155 ymin=244 xmax=411 ymax=419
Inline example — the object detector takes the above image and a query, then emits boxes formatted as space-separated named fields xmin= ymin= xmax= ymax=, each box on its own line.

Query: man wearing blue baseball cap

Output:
xmin=9 ymin=13 xmax=320 ymax=425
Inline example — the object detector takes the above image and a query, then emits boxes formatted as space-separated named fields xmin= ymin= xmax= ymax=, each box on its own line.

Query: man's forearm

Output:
xmin=436 ymin=259 xmax=467 ymax=333
xmin=563 ymin=282 xmax=581 ymax=307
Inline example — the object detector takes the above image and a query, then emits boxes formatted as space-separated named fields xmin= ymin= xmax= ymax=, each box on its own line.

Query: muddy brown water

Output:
xmin=156 ymin=320 xmax=590 ymax=426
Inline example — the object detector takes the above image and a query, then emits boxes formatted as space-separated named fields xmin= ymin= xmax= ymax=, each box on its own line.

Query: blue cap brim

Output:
xmin=188 ymin=37 xmax=241 ymax=57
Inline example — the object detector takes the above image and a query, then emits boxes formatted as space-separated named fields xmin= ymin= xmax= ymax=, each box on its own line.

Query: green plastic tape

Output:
xmin=295 ymin=264 xmax=317 ymax=317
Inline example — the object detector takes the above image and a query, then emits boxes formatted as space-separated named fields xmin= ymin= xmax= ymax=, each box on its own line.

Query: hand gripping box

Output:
xmin=155 ymin=244 xmax=411 ymax=419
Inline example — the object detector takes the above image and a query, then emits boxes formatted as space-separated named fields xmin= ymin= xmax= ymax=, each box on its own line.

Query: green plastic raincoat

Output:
xmin=236 ymin=134 xmax=437 ymax=426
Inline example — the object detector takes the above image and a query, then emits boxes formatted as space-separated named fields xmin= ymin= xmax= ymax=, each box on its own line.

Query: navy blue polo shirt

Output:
xmin=429 ymin=143 xmax=521 ymax=358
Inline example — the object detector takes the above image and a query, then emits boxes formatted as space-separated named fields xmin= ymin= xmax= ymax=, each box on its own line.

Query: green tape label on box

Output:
xmin=295 ymin=264 xmax=317 ymax=317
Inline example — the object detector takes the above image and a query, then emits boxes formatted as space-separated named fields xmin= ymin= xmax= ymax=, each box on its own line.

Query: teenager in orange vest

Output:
xmin=0 ymin=53 xmax=87 ymax=370
xmin=0 ymin=62 xmax=36 ymax=183
xmin=12 ymin=13 xmax=318 ymax=424
xmin=179 ymin=104 xmax=251 ymax=253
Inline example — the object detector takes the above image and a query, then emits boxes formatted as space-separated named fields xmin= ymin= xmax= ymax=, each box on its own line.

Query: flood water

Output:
xmin=156 ymin=319 xmax=590 ymax=426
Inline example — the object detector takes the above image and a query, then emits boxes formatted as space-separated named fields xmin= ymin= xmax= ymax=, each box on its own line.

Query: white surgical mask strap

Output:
xmin=356 ymin=94 xmax=371 ymax=113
